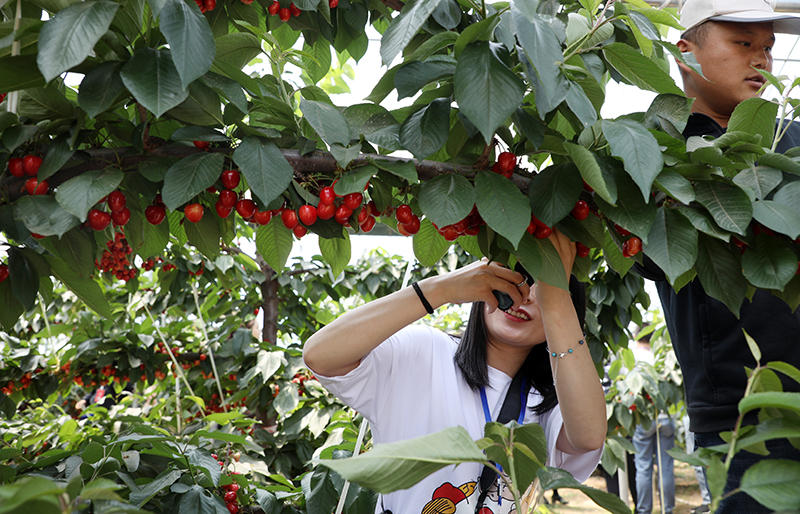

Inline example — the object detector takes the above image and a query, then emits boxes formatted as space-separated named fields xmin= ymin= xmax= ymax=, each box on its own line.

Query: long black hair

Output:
xmin=454 ymin=275 xmax=587 ymax=415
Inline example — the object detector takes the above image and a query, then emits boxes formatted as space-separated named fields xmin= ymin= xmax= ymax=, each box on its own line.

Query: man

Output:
xmin=635 ymin=1 xmax=800 ymax=512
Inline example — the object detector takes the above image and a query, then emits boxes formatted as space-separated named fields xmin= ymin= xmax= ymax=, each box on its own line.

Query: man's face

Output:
xmin=678 ymin=21 xmax=775 ymax=122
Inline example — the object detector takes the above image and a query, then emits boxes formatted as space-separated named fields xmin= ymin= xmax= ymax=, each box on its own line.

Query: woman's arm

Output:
xmin=537 ymin=230 xmax=607 ymax=454
xmin=303 ymin=260 xmax=530 ymax=378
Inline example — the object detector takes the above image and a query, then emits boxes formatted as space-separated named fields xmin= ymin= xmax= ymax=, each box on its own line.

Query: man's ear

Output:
xmin=675 ymin=39 xmax=694 ymax=75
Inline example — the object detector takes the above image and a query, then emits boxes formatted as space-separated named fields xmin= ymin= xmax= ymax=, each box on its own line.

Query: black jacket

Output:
xmin=635 ymin=113 xmax=800 ymax=433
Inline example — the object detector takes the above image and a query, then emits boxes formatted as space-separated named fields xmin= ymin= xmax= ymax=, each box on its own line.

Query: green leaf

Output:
xmin=742 ymin=234 xmax=797 ymax=290
xmin=418 ymin=173 xmax=475 ymax=227
xmin=380 ymin=0 xmax=444 ymax=65
xmin=120 ymin=48 xmax=189 ymax=118
xmin=537 ymin=467 xmax=630 ymax=514
xmin=185 ymin=214 xmax=221 ymax=260
xmin=528 ymin=163 xmax=583 ymax=227
xmin=370 ymin=158 xmax=419 ymax=184
xmin=454 ymin=42 xmax=524 ymax=144
xmin=300 ymin=99 xmax=351 ymax=147
xmin=14 ymin=196 xmax=81 ymax=238
xmin=202 ymin=72 xmax=248 ymax=114
xmin=643 ymin=207 xmax=698 ymax=283
xmin=394 ymin=59 xmax=455 ymax=100
xmin=138 ymin=212 xmax=170 ymax=259
xmin=161 ymin=152 xmax=224 ymax=211
xmin=46 ymin=255 xmax=113 ymax=318
xmin=733 ymin=166 xmax=782 ymax=200
xmin=695 ymin=180 xmax=753 ymax=236
xmin=739 ymin=459 xmax=800 ymax=512
xmin=740 ymin=391 xmax=800 ymax=417
xmin=655 ymin=169 xmax=695 ymax=204
xmin=37 ymin=135 xmax=76 ymax=182
xmin=412 ymin=219 xmax=451 ymax=267
xmin=602 ymin=43 xmax=683 ymax=96
xmin=758 ymin=152 xmax=800 ymax=175
xmin=18 ymin=84 xmax=75 ymax=121
xmin=159 ymin=0 xmax=215 ymax=89
xmin=595 ymin=176 xmax=657 ymax=244
xmin=129 ymin=469 xmax=182 ymax=507
xmin=333 ymin=165 xmax=376 ymax=195
xmin=565 ymin=81 xmax=598 ymax=128
xmin=329 ymin=144 xmax=362 ymax=169
xmin=186 ymin=449 xmax=221 ymax=487
xmin=319 ymin=228 xmax=351 ymax=278
xmin=170 ymin=126 xmax=230 ymax=142
xmin=8 ymin=247 xmax=38 ymax=311
xmin=695 ymin=234 xmax=747 ymax=317
xmin=513 ymin=7 xmax=566 ymax=115
xmin=602 ymin=119 xmax=664 ymax=202
xmin=644 ymin=93 xmax=692 ymax=134
xmin=56 ymin=168 xmax=124 ymax=222
xmin=475 ymin=170 xmax=530 ymax=248
xmin=676 ymin=206 xmax=731 ymax=242
xmin=36 ymin=1 xmax=119 ymax=83
xmin=753 ymin=200 xmax=800 ymax=240
xmin=728 ymin=98 xmax=778 ymax=149
xmin=0 ymin=281 xmax=23 ymax=330
xmin=256 ymin=218 xmax=293 ymax=272
xmin=399 ymin=98 xmax=450 ymax=161
xmin=167 ymin=81 xmax=224 ymax=126
xmin=214 ymin=33 xmax=263 ymax=71
xmin=233 ymin=137 xmax=294 ymax=207
xmin=0 ymin=55 xmax=45 ymax=92
xmin=41 ymin=228 xmax=94 ymax=278
xmin=302 ymin=37 xmax=332 ymax=84
xmin=319 ymin=426 xmax=486 ymax=493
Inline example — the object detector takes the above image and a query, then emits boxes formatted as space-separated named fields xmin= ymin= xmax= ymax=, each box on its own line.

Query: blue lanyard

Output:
xmin=478 ymin=377 xmax=528 ymax=505
xmin=479 ymin=377 xmax=528 ymax=425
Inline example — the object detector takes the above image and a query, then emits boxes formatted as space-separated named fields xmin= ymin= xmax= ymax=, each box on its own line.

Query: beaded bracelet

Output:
xmin=547 ymin=338 xmax=585 ymax=385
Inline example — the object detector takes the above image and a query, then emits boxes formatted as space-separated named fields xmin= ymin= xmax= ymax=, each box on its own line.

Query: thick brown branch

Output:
xmin=0 ymin=145 xmax=532 ymax=204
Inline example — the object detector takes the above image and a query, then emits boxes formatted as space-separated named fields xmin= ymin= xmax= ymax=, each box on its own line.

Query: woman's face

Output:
xmin=482 ymin=285 xmax=547 ymax=352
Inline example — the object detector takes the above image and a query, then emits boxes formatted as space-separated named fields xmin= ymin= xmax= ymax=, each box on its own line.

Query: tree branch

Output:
xmin=0 ymin=145 xmax=533 ymax=205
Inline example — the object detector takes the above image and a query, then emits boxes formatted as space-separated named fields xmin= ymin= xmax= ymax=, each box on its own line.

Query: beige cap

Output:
xmin=680 ymin=0 xmax=800 ymax=34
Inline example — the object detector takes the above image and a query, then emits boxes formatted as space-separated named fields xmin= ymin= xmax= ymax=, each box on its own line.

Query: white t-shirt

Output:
xmin=312 ymin=325 xmax=602 ymax=514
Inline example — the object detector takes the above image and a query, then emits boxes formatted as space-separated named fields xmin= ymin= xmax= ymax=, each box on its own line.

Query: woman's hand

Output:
xmin=425 ymin=259 xmax=531 ymax=313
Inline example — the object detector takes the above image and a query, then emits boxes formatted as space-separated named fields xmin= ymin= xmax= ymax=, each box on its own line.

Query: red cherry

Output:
xmin=279 ymin=7 xmax=290 ymax=21
xmin=185 ymin=203 xmax=204 ymax=223
xmin=281 ymin=209 xmax=299 ymax=229
xmin=204 ymin=0 xmax=215 ymax=10
xmin=395 ymin=204 xmax=413 ymax=224
xmin=360 ymin=215 xmax=376 ymax=232
xmin=298 ymin=205 xmax=317 ymax=226
xmin=319 ymin=186 xmax=335 ymax=205
xmin=111 ymin=208 xmax=131 ymax=226
xmin=290 ymin=2 xmax=301 ymax=16
xmin=334 ymin=205 xmax=353 ymax=225
xmin=107 ymin=191 xmax=127 ymax=212
xmin=224 ymin=491 xmax=237 ymax=503
xmin=268 ymin=0 xmax=280 ymax=15
xmin=357 ymin=207 xmax=369 ymax=224
xmin=614 ymin=224 xmax=631 ymax=237
xmin=571 ymin=200 xmax=589 ymax=221
xmin=221 ymin=170 xmax=240 ymax=190
xmin=404 ymin=214 xmax=421 ymax=235
xmin=441 ymin=225 xmax=459 ymax=241
xmin=0 ymin=264 xmax=8 ymax=283
xmin=31 ymin=233 xmax=45 ymax=239
xmin=22 ymin=155 xmax=42 ymax=175
xmin=227 ymin=504 xmax=239 ymax=514
xmin=145 ymin=205 xmax=167 ymax=225
xmin=235 ymin=199 xmax=257 ymax=219
xmin=87 ymin=209 xmax=112 ymax=231
xmin=497 ymin=152 xmax=516 ymax=174
xmin=8 ymin=157 xmax=23 ymax=177
xmin=368 ymin=200 xmax=379 ymax=217
xmin=226 ymin=483 xmax=240 ymax=493
xmin=215 ymin=201 xmax=233 ymax=218
xmin=293 ymin=225 xmax=307 ymax=238
xmin=534 ymin=224 xmax=552 ymax=239
xmin=344 ymin=192 xmax=363 ymax=210
xmin=219 ymin=190 xmax=237 ymax=208
xmin=254 ymin=210 xmax=272 ymax=225
xmin=622 ymin=240 xmax=631 ymax=258
xmin=526 ymin=219 xmax=536 ymax=235
xmin=582 ymin=179 xmax=594 ymax=192
xmin=397 ymin=222 xmax=411 ymax=237
xmin=317 ymin=201 xmax=335 ymax=220
xmin=329 ymin=0 xmax=338 ymax=7
xmin=193 ymin=140 xmax=210 ymax=150
xmin=627 ymin=236 xmax=642 ymax=256
xmin=576 ymin=242 xmax=590 ymax=258
xmin=25 ymin=177 xmax=48 ymax=195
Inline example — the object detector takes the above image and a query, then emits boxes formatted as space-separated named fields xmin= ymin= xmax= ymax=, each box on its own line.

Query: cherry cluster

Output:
xmin=281 ymin=186 xmax=378 ymax=239
xmin=87 ymin=190 xmax=131 ymax=231
xmin=291 ymin=371 xmax=316 ymax=396
xmin=220 ymin=482 xmax=241 ymax=514
xmin=193 ymin=0 xmax=216 ymax=13
xmin=1 ymin=372 xmax=33 ymax=395
xmin=430 ymin=206 xmax=482 ymax=241
xmin=492 ymin=151 xmax=517 ymax=179
xmin=8 ymin=154 xmax=47 ymax=196
xmin=96 ymin=232 xmax=137 ymax=282
xmin=613 ymin=224 xmax=642 ymax=258
xmin=268 ymin=1 xmax=301 ymax=21
xmin=394 ymin=203 xmax=421 ymax=236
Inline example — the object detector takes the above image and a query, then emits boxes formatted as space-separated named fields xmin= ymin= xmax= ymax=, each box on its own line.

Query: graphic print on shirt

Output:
xmin=420 ymin=477 xmax=517 ymax=514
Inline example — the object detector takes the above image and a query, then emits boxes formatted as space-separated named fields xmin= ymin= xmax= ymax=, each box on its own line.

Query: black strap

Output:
xmin=475 ymin=369 xmax=529 ymax=512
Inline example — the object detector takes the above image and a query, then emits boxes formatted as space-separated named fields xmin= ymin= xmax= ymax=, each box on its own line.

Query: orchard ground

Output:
xmin=549 ymin=461 xmax=704 ymax=514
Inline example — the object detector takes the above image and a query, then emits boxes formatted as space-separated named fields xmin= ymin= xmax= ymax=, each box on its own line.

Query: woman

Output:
xmin=303 ymin=230 xmax=606 ymax=514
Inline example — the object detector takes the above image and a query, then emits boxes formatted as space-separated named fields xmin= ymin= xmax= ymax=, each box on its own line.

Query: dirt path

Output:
xmin=541 ymin=461 xmax=705 ymax=513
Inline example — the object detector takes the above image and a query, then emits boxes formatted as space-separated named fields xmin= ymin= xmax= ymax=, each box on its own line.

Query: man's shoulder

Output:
xmin=683 ymin=113 xmax=725 ymax=139
xmin=776 ymin=121 xmax=800 ymax=153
